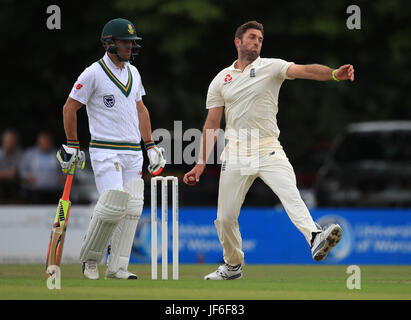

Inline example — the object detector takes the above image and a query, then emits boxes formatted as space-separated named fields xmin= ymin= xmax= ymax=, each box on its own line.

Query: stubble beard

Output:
xmin=117 ymin=51 xmax=131 ymax=62
xmin=240 ymin=45 xmax=259 ymax=62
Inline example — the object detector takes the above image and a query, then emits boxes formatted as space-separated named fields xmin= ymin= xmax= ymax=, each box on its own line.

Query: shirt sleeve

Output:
xmin=134 ymin=70 xmax=146 ymax=102
xmin=206 ymin=74 xmax=224 ymax=109
xmin=272 ymin=59 xmax=295 ymax=80
xmin=69 ymin=66 xmax=96 ymax=105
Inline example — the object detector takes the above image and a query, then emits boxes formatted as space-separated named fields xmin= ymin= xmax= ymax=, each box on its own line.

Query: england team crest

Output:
xmin=103 ymin=95 xmax=115 ymax=108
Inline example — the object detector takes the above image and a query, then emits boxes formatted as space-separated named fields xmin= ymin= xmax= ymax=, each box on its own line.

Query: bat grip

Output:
xmin=61 ymin=165 xmax=75 ymax=201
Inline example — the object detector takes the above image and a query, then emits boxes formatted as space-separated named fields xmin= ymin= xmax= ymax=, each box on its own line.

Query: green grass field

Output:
xmin=0 ymin=264 xmax=410 ymax=300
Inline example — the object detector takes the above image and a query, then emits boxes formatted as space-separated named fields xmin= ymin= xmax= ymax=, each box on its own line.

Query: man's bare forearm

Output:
xmin=304 ymin=64 xmax=334 ymax=81
xmin=197 ymin=122 xmax=220 ymax=166
xmin=138 ymin=105 xmax=153 ymax=142
xmin=197 ymin=107 xmax=223 ymax=166
xmin=62 ymin=98 xmax=84 ymax=141
xmin=63 ymin=105 xmax=79 ymax=141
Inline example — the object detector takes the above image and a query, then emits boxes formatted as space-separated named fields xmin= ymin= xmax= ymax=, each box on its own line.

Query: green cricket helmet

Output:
xmin=100 ymin=18 xmax=142 ymax=62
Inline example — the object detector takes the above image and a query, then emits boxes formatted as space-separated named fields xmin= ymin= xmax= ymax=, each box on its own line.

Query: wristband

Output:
xmin=67 ymin=139 xmax=80 ymax=149
xmin=332 ymin=69 xmax=340 ymax=82
xmin=144 ymin=140 xmax=156 ymax=150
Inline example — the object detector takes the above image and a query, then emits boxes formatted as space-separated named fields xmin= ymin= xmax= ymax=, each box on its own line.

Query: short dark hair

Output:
xmin=37 ymin=130 xmax=53 ymax=140
xmin=1 ymin=128 xmax=19 ymax=142
xmin=234 ymin=21 xmax=264 ymax=40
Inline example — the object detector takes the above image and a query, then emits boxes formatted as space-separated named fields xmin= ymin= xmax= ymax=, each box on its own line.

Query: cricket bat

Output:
xmin=45 ymin=163 xmax=76 ymax=278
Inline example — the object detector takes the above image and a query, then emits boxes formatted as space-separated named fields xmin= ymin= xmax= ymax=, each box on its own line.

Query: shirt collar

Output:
xmin=228 ymin=56 xmax=261 ymax=71
xmin=103 ymin=52 xmax=129 ymax=71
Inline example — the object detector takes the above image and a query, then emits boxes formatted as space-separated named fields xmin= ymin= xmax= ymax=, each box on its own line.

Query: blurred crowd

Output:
xmin=0 ymin=129 xmax=64 ymax=204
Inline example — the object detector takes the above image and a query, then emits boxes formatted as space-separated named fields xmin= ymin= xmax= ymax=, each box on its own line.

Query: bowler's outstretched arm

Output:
xmin=287 ymin=63 xmax=354 ymax=81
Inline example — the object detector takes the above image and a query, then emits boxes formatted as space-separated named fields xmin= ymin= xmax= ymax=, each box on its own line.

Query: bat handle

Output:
xmin=61 ymin=165 xmax=76 ymax=201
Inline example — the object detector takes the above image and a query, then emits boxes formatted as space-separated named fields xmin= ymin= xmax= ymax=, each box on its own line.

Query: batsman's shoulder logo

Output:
xmin=103 ymin=94 xmax=115 ymax=108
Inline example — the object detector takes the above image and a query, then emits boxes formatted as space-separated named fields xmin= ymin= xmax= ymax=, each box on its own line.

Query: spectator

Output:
xmin=0 ymin=129 xmax=22 ymax=203
xmin=20 ymin=131 xmax=63 ymax=203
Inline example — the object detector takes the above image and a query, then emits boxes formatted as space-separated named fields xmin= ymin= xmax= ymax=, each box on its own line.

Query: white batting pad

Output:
xmin=79 ymin=189 xmax=130 ymax=263
xmin=107 ymin=178 xmax=144 ymax=272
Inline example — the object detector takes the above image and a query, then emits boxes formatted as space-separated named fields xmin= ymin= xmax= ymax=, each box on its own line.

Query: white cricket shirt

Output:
xmin=206 ymin=57 xmax=294 ymax=154
xmin=69 ymin=53 xmax=146 ymax=154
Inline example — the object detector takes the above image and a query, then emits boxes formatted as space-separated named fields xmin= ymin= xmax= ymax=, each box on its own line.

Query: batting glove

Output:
xmin=145 ymin=140 xmax=166 ymax=175
xmin=56 ymin=140 xmax=86 ymax=173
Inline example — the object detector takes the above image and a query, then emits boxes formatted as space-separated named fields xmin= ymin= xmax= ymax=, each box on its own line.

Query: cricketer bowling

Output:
xmin=184 ymin=21 xmax=354 ymax=280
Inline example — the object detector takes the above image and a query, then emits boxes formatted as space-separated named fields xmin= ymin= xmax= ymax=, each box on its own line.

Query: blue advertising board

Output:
xmin=129 ymin=207 xmax=411 ymax=265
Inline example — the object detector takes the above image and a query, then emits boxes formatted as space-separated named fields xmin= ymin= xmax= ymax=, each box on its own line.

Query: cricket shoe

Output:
xmin=82 ymin=260 xmax=99 ymax=280
xmin=105 ymin=268 xmax=138 ymax=280
xmin=311 ymin=224 xmax=343 ymax=261
xmin=204 ymin=263 xmax=242 ymax=280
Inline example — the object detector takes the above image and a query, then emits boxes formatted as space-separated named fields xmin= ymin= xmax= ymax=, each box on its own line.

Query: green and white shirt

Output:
xmin=69 ymin=53 xmax=145 ymax=153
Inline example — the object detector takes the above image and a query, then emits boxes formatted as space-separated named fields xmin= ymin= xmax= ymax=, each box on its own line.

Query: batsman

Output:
xmin=58 ymin=18 xmax=166 ymax=280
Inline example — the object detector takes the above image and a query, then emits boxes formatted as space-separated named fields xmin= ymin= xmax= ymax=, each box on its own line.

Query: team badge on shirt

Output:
xmin=103 ymin=95 xmax=115 ymax=108
xmin=250 ymin=68 xmax=256 ymax=77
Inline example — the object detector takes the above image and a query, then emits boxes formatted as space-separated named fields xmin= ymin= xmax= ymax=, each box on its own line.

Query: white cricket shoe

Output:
xmin=82 ymin=260 xmax=99 ymax=280
xmin=311 ymin=224 xmax=343 ymax=261
xmin=204 ymin=263 xmax=242 ymax=280
xmin=105 ymin=269 xmax=138 ymax=280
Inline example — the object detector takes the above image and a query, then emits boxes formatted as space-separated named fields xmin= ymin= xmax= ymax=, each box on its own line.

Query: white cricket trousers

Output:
xmin=215 ymin=146 xmax=319 ymax=266
xmin=89 ymin=150 xmax=143 ymax=193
